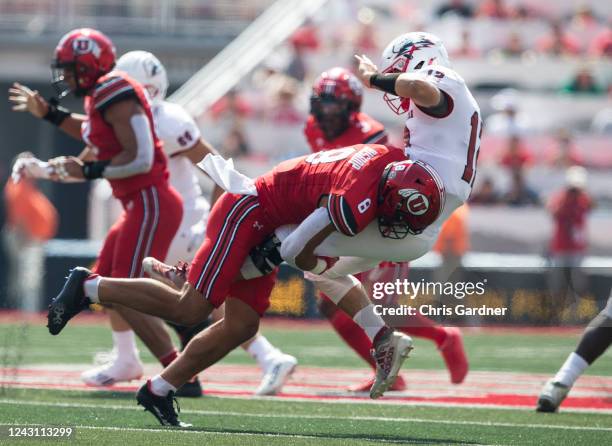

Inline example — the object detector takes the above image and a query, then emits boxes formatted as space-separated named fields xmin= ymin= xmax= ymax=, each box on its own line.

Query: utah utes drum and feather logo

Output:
xmin=398 ymin=188 xmax=430 ymax=215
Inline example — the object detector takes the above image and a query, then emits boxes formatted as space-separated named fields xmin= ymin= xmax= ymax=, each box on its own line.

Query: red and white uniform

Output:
xmin=402 ymin=65 xmax=481 ymax=237
xmin=187 ymin=145 xmax=404 ymax=314
xmin=152 ymin=101 xmax=209 ymax=265
xmin=86 ymin=71 xmax=182 ymax=278
xmin=304 ymin=112 xmax=387 ymax=152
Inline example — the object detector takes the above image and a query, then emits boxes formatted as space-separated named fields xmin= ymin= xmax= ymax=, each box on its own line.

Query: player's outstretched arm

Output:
xmin=8 ymin=82 xmax=86 ymax=140
xmin=353 ymin=55 xmax=442 ymax=108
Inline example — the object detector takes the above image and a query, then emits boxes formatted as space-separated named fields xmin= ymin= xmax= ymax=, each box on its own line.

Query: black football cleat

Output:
xmin=175 ymin=377 xmax=204 ymax=398
xmin=47 ymin=267 xmax=92 ymax=335
xmin=137 ymin=383 xmax=192 ymax=427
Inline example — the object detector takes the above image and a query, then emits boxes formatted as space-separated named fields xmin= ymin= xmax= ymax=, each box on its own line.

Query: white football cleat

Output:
xmin=370 ymin=329 xmax=413 ymax=399
xmin=254 ymin=354 xmax=298 ymax=396
xmin=81 ymin=359 xmax=144 ymax=387
xmin=536 ymin=379 xmax=571 ymax=412
xmin=142 ymin=257 xmax=188 ymax=289
xmin=93 ymin=349 xmax=117 ymax=366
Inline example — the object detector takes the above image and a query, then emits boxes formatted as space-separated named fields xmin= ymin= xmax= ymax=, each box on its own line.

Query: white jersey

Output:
xmin=153 ymin=101 xmax=208 ymax=217
xmin=403 ymin=65 xmax=481 ymax=232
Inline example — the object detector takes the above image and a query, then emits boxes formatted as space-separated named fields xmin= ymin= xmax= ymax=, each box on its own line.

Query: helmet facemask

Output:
xmin=310 ymin=94 xmax=354 ymax=140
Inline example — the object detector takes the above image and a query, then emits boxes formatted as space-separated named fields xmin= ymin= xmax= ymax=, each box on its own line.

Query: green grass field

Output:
xmin=0 ymin=320 xmax=611 ymax=445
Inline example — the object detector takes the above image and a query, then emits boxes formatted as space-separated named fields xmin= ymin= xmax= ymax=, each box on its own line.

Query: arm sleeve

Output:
xmin=279 ymin=207 xmax=331 ymax=267
xmin=103 ymin=114 xmax=154 ymax=179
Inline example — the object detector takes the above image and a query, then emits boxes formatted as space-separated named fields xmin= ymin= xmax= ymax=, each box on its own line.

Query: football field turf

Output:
xmin=0 ymin=317 xmax=610 ymax=445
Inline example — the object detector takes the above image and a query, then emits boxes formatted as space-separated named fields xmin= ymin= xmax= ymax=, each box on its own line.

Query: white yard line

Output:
xmin=1 ymin=399 xmax=610 ymax=432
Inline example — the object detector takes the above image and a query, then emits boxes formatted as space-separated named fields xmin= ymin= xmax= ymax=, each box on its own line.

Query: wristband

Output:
xmin=82 ymin=160 xmax=111 ymax=180
xmin=370 ymin=73 xmax=400 ymax=95
xmin=42 ymin=98 xmax=71 ymax=127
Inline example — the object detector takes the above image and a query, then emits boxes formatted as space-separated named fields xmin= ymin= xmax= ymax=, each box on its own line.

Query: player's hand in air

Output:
xmin=8 ymin=82 xmax=50 ymax=118
xmin=354 ymin=54 xmax=379 ymax=88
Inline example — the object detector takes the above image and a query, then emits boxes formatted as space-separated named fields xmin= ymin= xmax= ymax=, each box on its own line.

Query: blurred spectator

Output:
xmin=286 ymin=43 xmax=308 ymax=82
xmin=499 ymin=31 xmax=526 ymax=58
xmin=588 ymin=21 xmax=612 ymax=57
xmin=451 ymin=29 xmax=481 ymax=59
xmin=500 ymin=135 xmax=534 ymax=170
xmin=220 ymin=126 xmax=250 ymax=159
xmin=536 ymin=20 xmax=581 ymax=56
xmin=547 ymin=129 xmax=584 ymax=168
xmin=502 ymin=169 xmax=540 ymax=206
xmin=290 ymin=20 xmax=320 ymax=52
xmin=352 ymin=9 xmax=379 ymax=54
xmin=433 ymin=204 xmax=469 ymax=283
xmin=470 ymin=177 xmax=500 ymax=205
xmin=485 ymin=89 xmax=531 ymax=136
xmin=209 ymin=89 xmax=253 ymax=122
xmin=3 ymin=168 xmax=58 ymax=311
xmin=567 ymin=4 xmax=603 ymax=45
xmin=264 ymin=78 xmax=305 ymax=125
xmin=477 ymin=0 xmax=513 ymax=19
xmin=436 ymin=0 xmax=473 ymax=19
xmin=561 ymin=66 xmax=605 ymax=95
xmin=547 ymin=166 xmax=593 ymax=262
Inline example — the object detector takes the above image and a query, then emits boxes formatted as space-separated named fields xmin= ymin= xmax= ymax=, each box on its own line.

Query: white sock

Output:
xmin=149 ymin=374 xmax=177 ymax=396
xmin=83 ymin=275 xmax=101 ymax=303
xmin=112 ymin=330 xmax=139 ymax=363
xmin=353 ymin=304 xmax=386 ymax=342
xmin=247 ymin=335 xmax=280 ymax=371
xmin=554 ymin=352 xmax=589 ymax=387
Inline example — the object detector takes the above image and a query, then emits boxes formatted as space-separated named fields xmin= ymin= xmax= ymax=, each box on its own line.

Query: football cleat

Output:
xmin=439 ymin=327 xmax=469 ymax=384
xmin=254 ymin=354 xmax=298 ymax=396
xmin=349 ymin=374 xmax=407 ymax=393
xmin=370 ymin=328 xmax=413 ymax=399
xmin=142 ymin=257 xmax=188 ymax=289
xmin=175 ymin=377 xmax=204 ymax=398
xmin=47 ymin=267 xmax=92 ymax=335
xmin=81 ymin=359 xmax=143 ymax=386
xmin=536 ymin=379 xmax=571 ymax=413
xmin=136 ymin=383 xmax=191 ymax=427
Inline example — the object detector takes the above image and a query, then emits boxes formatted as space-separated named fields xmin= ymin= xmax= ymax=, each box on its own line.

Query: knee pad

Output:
xmin=305 ymin=272 xmax=360 ymax=305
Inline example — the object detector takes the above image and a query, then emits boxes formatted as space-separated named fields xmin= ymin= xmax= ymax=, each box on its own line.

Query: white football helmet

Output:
xmin=379 ymin=32 xmax=450 ymax=114
xmin=116 ymin=50 xmax=168 ymax=104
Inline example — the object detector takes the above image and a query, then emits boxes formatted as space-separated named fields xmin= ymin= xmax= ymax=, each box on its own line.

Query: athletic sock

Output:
xmin=112 ymin=330 xmax=139 ymax=363
xmin=247 ymin=335 xmax=280 ymax=371
xmin=83 ymin=275 xmax=101 ymax=303
xmin=353 ymin=304 xmax=386 ymax=342
xmin=554 ymin=352 xmax=589 ymax=387
xmin=159 ymin=349 xmax=178 ymax=367
xmin=329 ymin=309 xmax=375 ymax=369
xmin=399 ymin=313 xmax=447 ymax=347
xmin=148 ymin=375 xmax=176 ymax=396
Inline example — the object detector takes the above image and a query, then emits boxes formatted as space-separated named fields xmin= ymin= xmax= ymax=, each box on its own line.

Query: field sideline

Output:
xmin=0 ymin=315 xmax=610 ymax=445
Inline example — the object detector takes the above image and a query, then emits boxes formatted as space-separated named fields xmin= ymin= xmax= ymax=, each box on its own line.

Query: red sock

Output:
xmin=159 ymin=349 xmax=178 ymax=367
xmin=328 ymin=308 xmax=375 ymax=369
xmin=399 ymin=313 xmax=447 ymax=347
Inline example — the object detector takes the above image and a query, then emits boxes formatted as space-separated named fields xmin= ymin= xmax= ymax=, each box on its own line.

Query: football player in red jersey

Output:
xmin=46 ymin=143 xmax=445 ymax=425
xmin=304 ymin=68 xmax=467 ymax=391
xmin=8 ymin=28 xmax=186 ymax=384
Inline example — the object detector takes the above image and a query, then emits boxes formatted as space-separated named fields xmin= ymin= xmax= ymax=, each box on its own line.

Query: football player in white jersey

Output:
xmin=82 ymin=51 xmax=297 ymax=396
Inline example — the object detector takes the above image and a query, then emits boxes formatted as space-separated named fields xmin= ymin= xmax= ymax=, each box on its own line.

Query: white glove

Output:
xmin=11 ymin=157 xmax=53 ymax=183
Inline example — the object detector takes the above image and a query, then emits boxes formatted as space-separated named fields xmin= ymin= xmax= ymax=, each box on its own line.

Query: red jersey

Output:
xmin=82 ymin=71 xmax=168 ymax=198
xmin=549 ymin=189 xmax=593 ymax=254
xmin=304 ymin=112 xmax=387 ymax=153
xmin=255 ymin=144 xmax=406 ymax=236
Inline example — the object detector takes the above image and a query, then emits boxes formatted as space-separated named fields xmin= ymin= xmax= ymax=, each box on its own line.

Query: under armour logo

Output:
xmin=253 ymin=221 xmax=263 ymax=230
xmin=52 ymin=304 xmax=65 ymax=326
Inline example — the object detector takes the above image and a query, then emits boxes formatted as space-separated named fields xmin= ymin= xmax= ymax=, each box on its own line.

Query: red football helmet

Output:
xmin=377 ymin=159 xmax=445 ymax=238
xmin=52 ymin=28 xmax=116 ymax=97
xmin=310 ymin=67 xmax=363 ymax=139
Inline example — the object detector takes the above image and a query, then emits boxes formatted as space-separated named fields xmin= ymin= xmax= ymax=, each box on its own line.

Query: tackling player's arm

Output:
xmin=8 ymin=82 xmax=86 ymax=140
xmin=177 ymin=137 xmax=225 ymax=205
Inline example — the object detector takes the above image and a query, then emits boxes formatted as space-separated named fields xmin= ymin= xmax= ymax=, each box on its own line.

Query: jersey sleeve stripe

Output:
xmin=363 ymin=130 xmax=388 ymax=145
xmin=94 ymin=85 xmax=136 ymax=110
xmin=338 ymin=196 xmax=357 ymax=236
xmin=93 ymin=78 xmax=134 ymax=107
xmin=327 ymin=194 xmax=356 ymax=236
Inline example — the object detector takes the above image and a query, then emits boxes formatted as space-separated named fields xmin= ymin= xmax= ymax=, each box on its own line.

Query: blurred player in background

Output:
xmin=305 ymin=67 xmax=467 ymax=389
xmin=116 ymin=51 xmax=296 ymax=396
xmin=8 ymin=28 xmax=186 ymax=391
